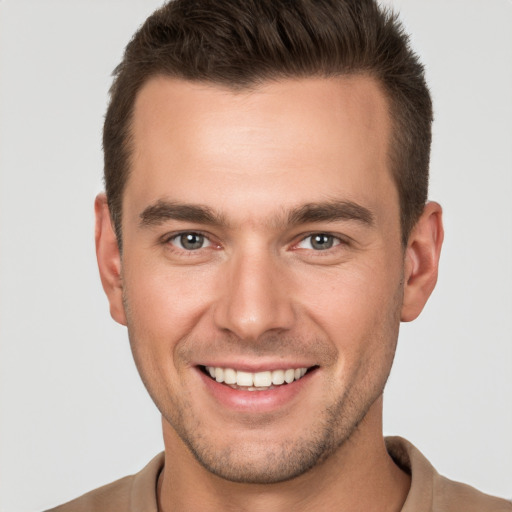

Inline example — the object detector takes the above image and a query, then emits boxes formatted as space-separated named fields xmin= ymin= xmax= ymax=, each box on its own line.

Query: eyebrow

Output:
xmin=287 ymin=200 xmax=374 ymax=227
xmin=139 ymin=199 xmax=374 ymax=229
xmin=139 ymin=200 xmax=226 ymax=227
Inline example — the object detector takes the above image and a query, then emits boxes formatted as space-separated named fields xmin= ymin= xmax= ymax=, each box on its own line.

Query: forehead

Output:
xmin=126 ymin=75 xmax=396 ymax=227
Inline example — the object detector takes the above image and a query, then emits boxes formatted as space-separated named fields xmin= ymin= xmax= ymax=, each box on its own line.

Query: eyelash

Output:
xmin=162 ymin=231 xmax=347 ymax=254
xmin=294 ymin=233 xmax=344 ymax=252
xmin=163 ymin=231 xmax=215 ymax=252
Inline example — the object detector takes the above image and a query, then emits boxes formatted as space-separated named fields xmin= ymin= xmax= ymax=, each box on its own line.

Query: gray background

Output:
xmin=0 ymin=1 xmax=511 ymax=510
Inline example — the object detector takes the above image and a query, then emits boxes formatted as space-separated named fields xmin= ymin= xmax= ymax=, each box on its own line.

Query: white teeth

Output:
xmin=204 ymin=366 xmax=310 ymax=389
xmin=236 ymin=371 xmax=253 ymax=387
xmin=284 ymin=369 xmax=295 ymax=383
xmin=224 ymin=368 xmax=237 ymax=384
xmin=253 ymin=371 xmax=272 ymax=387
xmin=271 ymin=369 xmax=285 ymax=385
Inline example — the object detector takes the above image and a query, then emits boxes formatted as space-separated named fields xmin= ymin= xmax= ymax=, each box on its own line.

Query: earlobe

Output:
xmin=401 ymin=201 xmax=444 ymax=322
xmin=95 ymin=193 xmax=127 ymax=326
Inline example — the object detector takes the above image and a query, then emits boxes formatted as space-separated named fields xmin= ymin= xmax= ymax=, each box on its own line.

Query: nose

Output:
xmin=213 ymin=249 xmax=295 ymax=341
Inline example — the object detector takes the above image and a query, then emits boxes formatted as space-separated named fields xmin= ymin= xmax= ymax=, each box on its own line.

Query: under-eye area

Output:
xmin=200 ymin=365 xmax=319 ymax=391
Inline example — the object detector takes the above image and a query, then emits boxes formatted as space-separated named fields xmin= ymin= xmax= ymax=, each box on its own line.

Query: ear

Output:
xmin=95 ymin=193 xmax=127 ymax=326
xmin=401 ymin=201 xmax=444 ymax=322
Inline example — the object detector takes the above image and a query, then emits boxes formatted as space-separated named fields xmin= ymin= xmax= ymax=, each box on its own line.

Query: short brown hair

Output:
xmin=104 ymin=0 xmax=432 ymax=246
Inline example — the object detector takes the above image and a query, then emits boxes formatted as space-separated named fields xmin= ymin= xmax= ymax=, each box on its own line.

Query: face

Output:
xmin=115 ymin=76 xmax=406 ymax=483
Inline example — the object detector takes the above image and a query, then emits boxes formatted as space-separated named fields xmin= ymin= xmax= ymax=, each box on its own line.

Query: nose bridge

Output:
xmin=213 ymin=243 xmax=294 ymax=340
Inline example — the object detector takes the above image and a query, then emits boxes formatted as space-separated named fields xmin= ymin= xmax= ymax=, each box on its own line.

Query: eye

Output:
xmin=169 ymin=232 xmax=211 ymax=250
xmin=297 ymin=233 xmax=341 ymax=251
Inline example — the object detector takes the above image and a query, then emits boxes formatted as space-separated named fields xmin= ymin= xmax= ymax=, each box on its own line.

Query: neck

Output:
xmin=157 ymin=397 xmax=410 ymax=512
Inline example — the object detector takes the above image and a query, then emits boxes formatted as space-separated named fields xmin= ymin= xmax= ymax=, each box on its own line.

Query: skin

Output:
xmin=96 ymin=75 xmax=443 ymax=511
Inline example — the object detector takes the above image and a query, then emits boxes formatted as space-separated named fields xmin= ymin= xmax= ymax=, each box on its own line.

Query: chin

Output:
xmin=183 ymin=435 xmax=336 ymax=484
xmin=167 ymin=401 xmax=370 ymax=485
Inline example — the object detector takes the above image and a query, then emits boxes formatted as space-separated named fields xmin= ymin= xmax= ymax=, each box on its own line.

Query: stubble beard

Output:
xmin=130 ymin=333 xmax=397 ymax=486
xmin=169 ymin=384 xmax=386 ymax=485
xmin=123 ymin=284 xmax=402 ymax=485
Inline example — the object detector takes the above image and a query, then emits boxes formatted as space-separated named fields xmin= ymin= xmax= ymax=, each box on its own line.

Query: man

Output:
xmin=47 ymin=0 xmax=511 ymax=510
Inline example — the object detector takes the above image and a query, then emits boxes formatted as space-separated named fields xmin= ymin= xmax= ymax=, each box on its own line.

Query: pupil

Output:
xmin=312 ymin=234 xmax=332 ymax=250
xmin=181 ymin=233 xmax=203 ymax=250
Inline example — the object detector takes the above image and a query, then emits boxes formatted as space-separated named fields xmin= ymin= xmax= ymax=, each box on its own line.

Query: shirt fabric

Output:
xmin=46 ymin=436 xmax=512 ymax=511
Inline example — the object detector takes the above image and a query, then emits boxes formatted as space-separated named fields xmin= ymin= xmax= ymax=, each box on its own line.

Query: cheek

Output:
xmin=123 ymin=260 xmax=217 ymax=339
xmin=297 ymin=260 xmax=403 ymax=367
xmin=312 ymin=276 xmax=402 ymax=409
xmin=122 ymin=264 xmax=215 ymax=399
xmin=301 ymin=260 xmax=400 ymax=323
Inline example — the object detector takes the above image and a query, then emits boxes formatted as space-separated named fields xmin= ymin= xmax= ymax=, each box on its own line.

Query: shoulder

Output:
xmin=45 ymin=474 xmax=134 ymax=512
xmin=434 ymin=475 xmax=512 ymax=512
xmin=44 ymin=453 xmax=164 ymax=512
xmin=386 ymin=437 xmax=512 ymax=512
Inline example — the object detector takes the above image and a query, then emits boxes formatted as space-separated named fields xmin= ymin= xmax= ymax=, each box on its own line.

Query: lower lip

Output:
xmin=197 ymin=367 xmax=315 ymax=413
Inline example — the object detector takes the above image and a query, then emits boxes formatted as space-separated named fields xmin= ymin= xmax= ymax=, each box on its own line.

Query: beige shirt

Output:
xmin=47 ymin=437 xmax=511 ymax=511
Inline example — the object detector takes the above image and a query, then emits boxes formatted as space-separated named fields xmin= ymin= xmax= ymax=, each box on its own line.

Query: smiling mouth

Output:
xmin=200 ymin=365 xmax=317 ymax=391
